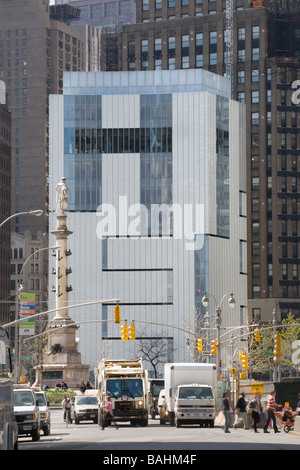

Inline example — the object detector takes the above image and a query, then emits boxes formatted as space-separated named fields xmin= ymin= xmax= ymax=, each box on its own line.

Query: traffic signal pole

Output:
xmin=272 ymin=308 xmax=281 ymax=383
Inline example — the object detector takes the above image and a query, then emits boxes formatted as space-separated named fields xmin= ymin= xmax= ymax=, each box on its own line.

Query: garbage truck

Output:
xmin=97 ymin=358 xmax=148 ymax=427
xmin=162 ymin=362 xmax=216 ymax=427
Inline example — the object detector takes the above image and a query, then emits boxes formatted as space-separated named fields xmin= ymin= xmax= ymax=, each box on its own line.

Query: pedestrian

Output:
xmin=80 ymin=380 xmax=86 ymax=394
xmin=296 ymin=393 xmax=300 ymax=414
xmin=101 ymin=396 xmax=119 ymax=430
xmin=263 ymin=390 xmax=282 ymax=433
xmin=251 ymin=399 xmax=260 ymax=433
xmin=254 ymin=392 xmax=266 ymax=427
xmin=61 ymin=395 xmax=72 ymax=422
xmin=234 ymin=392 xmax=249 ymax=429
xmin=222 ymin=392 xmax=233 ymax=433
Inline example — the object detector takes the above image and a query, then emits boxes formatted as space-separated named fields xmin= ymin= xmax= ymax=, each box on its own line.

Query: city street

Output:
xmin=16 ymin=409 xmax=300 ymax=452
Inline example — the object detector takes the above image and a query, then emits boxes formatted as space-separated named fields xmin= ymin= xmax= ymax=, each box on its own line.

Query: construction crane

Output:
xmin=225 ymin=0 xmax=234 ymax=98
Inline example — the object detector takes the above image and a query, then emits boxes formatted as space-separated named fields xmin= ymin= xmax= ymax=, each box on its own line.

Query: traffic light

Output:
xmin=273 ymin=332 xmax=282 ymax=364
xmin=197 ymin=338 xmax=203 ymax=352
xmin=254 ymin=328 xmax=260 ymax=342
xmin=241 ymin=354 xmax=248 ymax=371
xmin=114 ymin=305 xmax=120 ymax=324
xmin=129 ymin=323 xmax=135 ymax=340
xmin=120 ymin=323 xmax=128 ymax=340
xmin=211 ymin=339 xmax=218 ymax=355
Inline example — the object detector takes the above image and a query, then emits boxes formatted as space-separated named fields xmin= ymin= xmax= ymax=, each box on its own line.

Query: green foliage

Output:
xmin=45 ymin=388 xmax=76 ymax=405
xmin=249 ymin=314 xmax=300 ymax=379
xmin=250 ymin=322 xmax=274 ymax=380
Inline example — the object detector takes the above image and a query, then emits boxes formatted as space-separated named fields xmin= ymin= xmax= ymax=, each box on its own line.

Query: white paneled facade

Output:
xmin=49 ymin=70 xmax=247 ymax=376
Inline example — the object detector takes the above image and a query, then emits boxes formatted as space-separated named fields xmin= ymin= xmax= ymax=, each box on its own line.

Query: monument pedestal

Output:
xmin=37 ymin=319 xmax=90 ymax=389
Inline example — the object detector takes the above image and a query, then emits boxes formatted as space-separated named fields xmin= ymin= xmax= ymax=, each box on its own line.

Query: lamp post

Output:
xmin=0 ymin=209 xmax=43 ymax=381
xmin=0 ymin=209 xmax=43 ymax=229
xmin=14 ymin=244 xmax=61 ymax=382
xmin=201 ymin=291 xmax=236 ymax=380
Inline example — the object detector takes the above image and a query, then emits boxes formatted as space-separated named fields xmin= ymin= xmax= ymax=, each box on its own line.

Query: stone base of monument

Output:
xmin=34 ymin=318 xmax=90 ymax=389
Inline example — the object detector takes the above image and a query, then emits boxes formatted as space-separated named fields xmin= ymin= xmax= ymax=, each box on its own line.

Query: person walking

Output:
xmin=254 ymin=392 xmax=266 ymax=428
xmin=264 ymin=390 xmax=282 ymax=433
xmin=222 ymin=392 xmax=233 ymax=433
xmin=234 ymin=393 xmax=249 ymax=429
xmin=251 ymin=399 xmax=261 ymax=433
xmin=296 ymin=392 xmax=300 ymax=414
xmin=101 ymin=396 xmax=119 ymax=430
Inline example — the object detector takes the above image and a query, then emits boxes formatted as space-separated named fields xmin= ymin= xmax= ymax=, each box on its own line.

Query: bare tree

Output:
xmin=137 ymin=330 xmax=175 ymax=378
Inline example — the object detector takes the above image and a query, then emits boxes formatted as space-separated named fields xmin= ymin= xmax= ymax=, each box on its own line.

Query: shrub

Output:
xmin=45 ymin=389 xmax=76 ymax=405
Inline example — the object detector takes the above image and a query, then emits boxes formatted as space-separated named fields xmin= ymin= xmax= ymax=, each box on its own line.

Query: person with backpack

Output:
xmin=234 ymin=393 xmax=249 ymax=430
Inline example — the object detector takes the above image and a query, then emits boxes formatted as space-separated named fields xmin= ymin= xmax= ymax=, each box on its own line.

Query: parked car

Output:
xmin=72 ymin=395 xmax=99 ymax=424
xmin=35 ymin=391 xmax=51 ymax=436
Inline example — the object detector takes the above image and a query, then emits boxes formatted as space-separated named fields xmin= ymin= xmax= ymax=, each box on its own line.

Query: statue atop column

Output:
xmin=55 ymin=177 xmax=68 ymax=215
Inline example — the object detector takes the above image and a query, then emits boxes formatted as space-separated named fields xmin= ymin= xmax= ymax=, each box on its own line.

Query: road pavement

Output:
xmin=15 ymin=409 xmax=300 ymax=452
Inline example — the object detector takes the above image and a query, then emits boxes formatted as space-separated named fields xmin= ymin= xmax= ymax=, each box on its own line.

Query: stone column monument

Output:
xmin=36 ymin=178 xmax=90 ymax=388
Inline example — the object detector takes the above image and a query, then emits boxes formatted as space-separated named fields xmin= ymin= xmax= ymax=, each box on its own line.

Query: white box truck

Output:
xmin=162 ymin=363 xmax=216 ymax=427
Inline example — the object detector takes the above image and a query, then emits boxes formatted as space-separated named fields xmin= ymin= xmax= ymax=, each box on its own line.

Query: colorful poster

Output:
xmin=19 ymin=293 xmax=36 ymax=336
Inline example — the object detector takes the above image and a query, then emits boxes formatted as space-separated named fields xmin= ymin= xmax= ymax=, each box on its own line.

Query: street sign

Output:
xmin=251 ymin=382 xmax=264 ymax=395
xmin=230 ymin=367 xmax=237 ymax=375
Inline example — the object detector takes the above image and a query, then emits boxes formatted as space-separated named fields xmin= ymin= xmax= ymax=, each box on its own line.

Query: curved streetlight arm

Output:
xmin=0 ymin=210 xmax=43 ymax=229
xmin=18 ymin=245 xmax=61 ymax=290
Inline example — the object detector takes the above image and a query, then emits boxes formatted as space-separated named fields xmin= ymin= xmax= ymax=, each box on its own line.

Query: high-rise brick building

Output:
xmin=0 ymin=82 xmax=11 ymax=325
xmin=120 ymin=0 xmax=300 ymax=322
xmin=0 ymin=0 xmax=85 ymax=235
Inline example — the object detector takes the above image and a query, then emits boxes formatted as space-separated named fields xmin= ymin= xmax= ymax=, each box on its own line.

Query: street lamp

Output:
xmin=0 ymin=209 xmax=43 ymax=228
xmin=201 ymin=291 xmax=236 ymax=379
xmin=14 ymin=244 xmax=61 ymax=382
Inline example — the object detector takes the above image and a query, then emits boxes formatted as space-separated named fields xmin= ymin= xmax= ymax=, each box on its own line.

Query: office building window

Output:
xmin=196 ymin=54 xmax=203 ymax=67
xmin=209 ymin=31 xmax=217 ymax=44
xmin=237 ymin=70 xmax=245 ymax=83
xmin=252 ymin=69 xmax=259 ymax=82
xmin=210 ymin=52 xmax=217 ymax=65
xmin=91 ymin=4 xmax=102 ymax=18
xmin=238 ymin=27 xmax=245 ymax=41
xmin=252 ymin=25 xmax=260 ymax=40
xmin=252 ymin=47 xmax=260 ymax=60
xmin=142 ymin=0 xmax=149 ymax=11
xmin=168 ymin=57 xmax=175 ymax=70
xmin=251 ymin=90 xmax=259 ymax=103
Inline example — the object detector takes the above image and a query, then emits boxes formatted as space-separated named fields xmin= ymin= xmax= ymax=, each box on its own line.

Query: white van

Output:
xmin=13 ymin=387 xmax=40 ymax=441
